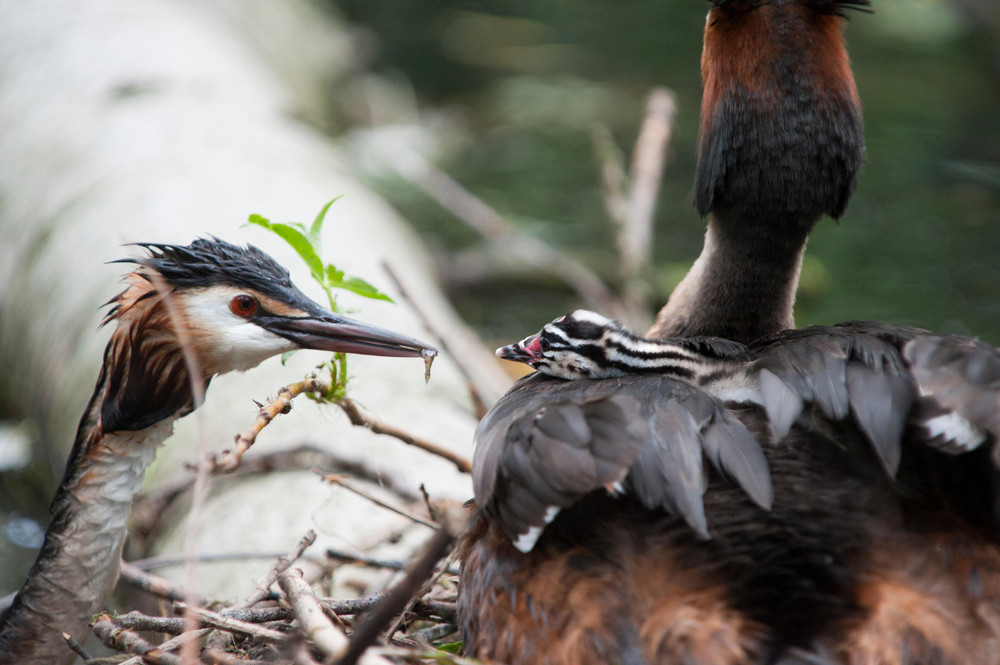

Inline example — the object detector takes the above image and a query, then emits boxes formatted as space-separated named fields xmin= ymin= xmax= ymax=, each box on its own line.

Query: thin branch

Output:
xmin=380 ymin=261 xmax=496 ymax=419
xmin=61 ymin=632 xmax=91 ymax=661
xmin=103 ymin=611 xmax=185 ymax=635
xmin=592 ymin=123 xmax=629 ymax=232
xmin=325 ymin=548 xmax=405 ymax=572
xmin=622 ymin=87 xmax=676 ymax=328
xmin=93 ymin=616 xmax=210 ymax=661
xmin=278 ymin=568 xmax=394 ymax=665
xmin=322 ymin=596 xmax=456 ymax=624
xmin=201 ymin=647 xmax=272 ymax=665
xmin=93 ymin=613 xmax=183 ymax=665
xmin=119 ymin=562 xmax=205 ymax=604
xmin=592 ymin=87 xmax=676 ymax=329
xmin=384 ymin=539 xmax=461 ymax=642
xmin=214 ymin=376 xmax=328 ymax=472
xmin=172 ymin=602 xmax=288 ymax=643
xmin=140 ymin=275 xmax=212 ymax=665
xmin=180 ymin=454 xmax=214 ymax=664
xmin=231 ymin=529 xmax=318 ymax=611
xmin=334 ymin=525 xmax=457 ymax=665
xmin=208 ymin=599 xmax=371 ymax=624
xmin=384 ymin=501 xmax=467 ymax=638
xmin=88 ymin=594 xmax=455 ymax=655
xmin=326 ymin=547 xmax=458 ymax=580
xmin=128 ymin=551 xmax=296 ymax=571
xmin=387 ymin=148 xmax=624 ymax=318
xmin=335 ymin=397 xmax=471 ymax=474
xmin=158 ymin=629 xmax=213 ymax=653
xmin=318 ymin=473 xmax=438 ymax=529
xmin=193 ymin=369 xmax=468 ymax=483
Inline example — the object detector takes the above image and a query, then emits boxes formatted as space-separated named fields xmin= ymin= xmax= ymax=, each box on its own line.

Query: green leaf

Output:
xmin=280 ymin=350 xmax=297 ymax=366
xmin=247 ymin=216 xmax=324 ymax=285
xmin=436 ymin=642 xmax=463 ymax=654
xmin=286 ymin=221 xmax=309 ymax=235
xmin=336 ymin=276 xmax=394 ymax=302
xmin=325 ymin=264 xmax=345 ymax=285
xmin=309 ymin=196 xmax=344 ymax=248
xmin=325 ymin=265 xmax=393 ymax=302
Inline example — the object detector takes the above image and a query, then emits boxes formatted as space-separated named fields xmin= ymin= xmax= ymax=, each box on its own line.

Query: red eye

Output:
xmin=229 ymin=294 xmax=258 ymax=318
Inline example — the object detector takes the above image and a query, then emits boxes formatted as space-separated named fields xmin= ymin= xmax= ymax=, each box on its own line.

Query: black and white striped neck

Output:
xmin=496 ymin=310 xmax=748 ymax=382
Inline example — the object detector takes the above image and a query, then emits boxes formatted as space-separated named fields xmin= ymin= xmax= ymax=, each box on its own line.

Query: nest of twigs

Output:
xmin=71 ymin=390 xmax=475 ymax=665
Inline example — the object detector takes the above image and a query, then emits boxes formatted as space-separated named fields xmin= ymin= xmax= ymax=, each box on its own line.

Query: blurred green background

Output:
xmin=331 ymin=0 xmax=1000 ymax=346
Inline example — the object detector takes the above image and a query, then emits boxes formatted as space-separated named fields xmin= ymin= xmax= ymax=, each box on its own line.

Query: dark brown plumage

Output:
xmin=457 ymin=2 xmax=1000 ymax=663
xmin=652 ymin=0 xmax=867 ymax=345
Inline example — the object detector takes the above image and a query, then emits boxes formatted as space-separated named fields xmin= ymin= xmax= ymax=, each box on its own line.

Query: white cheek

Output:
xmin=182 ymin=291 xmax=298 ymax=373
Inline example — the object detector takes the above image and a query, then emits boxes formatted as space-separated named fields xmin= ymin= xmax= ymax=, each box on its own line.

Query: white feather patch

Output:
xmin=922 ymin=412 xmax=985 ymax=453
xmin=512 ymin=505 xmax=561 ymax=553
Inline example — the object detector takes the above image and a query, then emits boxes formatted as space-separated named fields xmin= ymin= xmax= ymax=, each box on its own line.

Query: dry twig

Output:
xmin=318 ymin=473 xmax=437 ymax=529
xmin=119 ymin=561 xmax=204 ymax=604
xmin=335 ymin=397 xmax=471 ymax=474
xmin=214 ymin=376 xmax=329 ymax=472
xmin=60 ymin=632 xmax=91 ymax=661
xmin=93 ymin=613 xmax=183 ymax=665
xmin=622 ymin=87 xmax=676 ymax=327
xmin=102 ymin=611 xmax=185 ymax=635
xmin=128 ymin=551 xmax=295 ymax=571
xmin=386 ymin=148 xmax=624 ymax=318
xmin=191 ymin=376 xmax=466 ymax=479
xmin=201 ymin=647 xmax=272 ymax=665
xmin=278 ymin=568 xmax=394 ymax=665
xmin=383 ymin=545 xmax=458 ymax=644
xmin=232 ymin=529 xmax=318 ymax=611
xmin=335 ymin=507 xmax=464 ymax=665
xmin=592 ymin=87 xmax=677 ymax=329
xmin=147 ymin=275 xmax=214 ymax=665
xmin=325 ymin=548 xmax=405 ymax=572
xmin=381 ymin=261 xmax=496 ymax=419
xmin=173 ymin=602 xmax=288 ymax=643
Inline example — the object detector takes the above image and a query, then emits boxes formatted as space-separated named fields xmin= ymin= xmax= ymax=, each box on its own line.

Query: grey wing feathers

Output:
xmin=474 ymin=325 xmax=1000 ymax=553
xmin=627 ymin=397 xmax=710 ymax=538
xmin=626 ymin=382 xmax=774 ymax=537
xmin=754 ymin=336 xmax=851 ymax=422
xmin=844 ymin=363 xmax=915 ymax=475
xmin=751 ymin=324 xmax=999 ymax=477
xmin=903 ymin=334 xmax=1000 ymax=455
xmin=473 ymin=374 xmax=772 ymax=550
xmin=751 ymin=328 xmax=918 ymax=475
xmin=758 ymin=368 xmax=804 ymax=441
xmin=474 ymin=375 xmax=648 ymax=551
xmin=701 ymin=406 xmax=774 ymax=509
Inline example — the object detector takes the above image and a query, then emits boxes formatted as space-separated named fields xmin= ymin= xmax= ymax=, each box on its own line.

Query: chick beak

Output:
xmin=261 ymin=313 xmax=436 ymax=358
xmin=496 ymin=335 xmax=540 ymax=365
